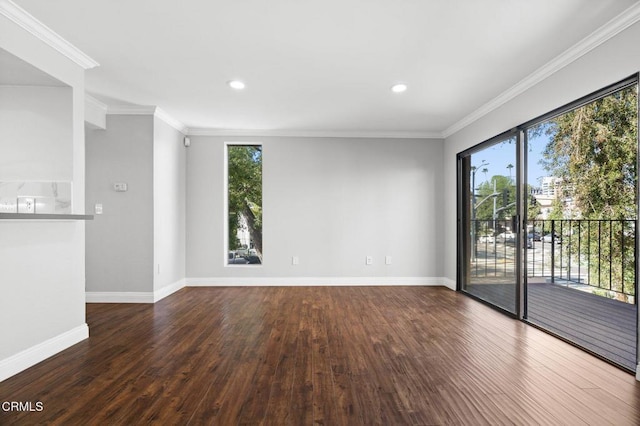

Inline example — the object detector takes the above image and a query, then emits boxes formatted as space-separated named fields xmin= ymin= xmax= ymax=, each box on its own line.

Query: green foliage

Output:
xmin=474 ymin=175 xmax=515 ymax=221
xmin=228 ymin=145 xmax=262 ymax=255
xmin=540 ymin=85 xmax=638 ymax=298
xmin=541 ymin=86 xmax=638 ymax=220
xmin=547 ymin=198 xmax=565 ymax=221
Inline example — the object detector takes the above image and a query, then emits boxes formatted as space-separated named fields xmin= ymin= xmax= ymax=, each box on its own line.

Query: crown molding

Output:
xmin=155 ymin=107 xmax=188 ymax=134
xmin=84 ymin=93 xmax=107 ymax=112
xmin=0 ymin=0 xmax=99 ymax=70
xmin=107 ymin=105 xmax=157 ymax=115
xmin=442 ymin=1 xmax=640 ymax=139
xmin=187 ymin=128 xmax=442 ymax=139
xmin=84 ymin=93 xmax=107 ymax=129
xmin=106 ymin=105 xmax=187 ymax=134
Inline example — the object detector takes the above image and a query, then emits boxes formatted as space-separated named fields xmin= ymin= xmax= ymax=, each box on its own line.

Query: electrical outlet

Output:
xmin=94 ymin=203 xmax=103 ymax=215
xmin=366 ymin=256 xmax=373 ymax=265
xmin=17 ymin=197 xmax=35 ymax=214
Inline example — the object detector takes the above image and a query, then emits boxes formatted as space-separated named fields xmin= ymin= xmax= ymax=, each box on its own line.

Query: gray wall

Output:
xmin=85 ymin=115 xmax=154 ymax=293
xmin=186 ymin=136 xmax=444 ymax=282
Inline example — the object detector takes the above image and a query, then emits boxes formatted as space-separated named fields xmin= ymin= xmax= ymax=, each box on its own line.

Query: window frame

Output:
xmin=224 ymin=141 xmax=264 ymax=267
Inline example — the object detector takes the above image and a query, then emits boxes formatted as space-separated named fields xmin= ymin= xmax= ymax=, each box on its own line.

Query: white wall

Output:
xmin=443 ymin=20 xmax=640 ymax=284
xmin=153 ymin=118 xmax=186 ymax=293
xmin=85 ymin=115 xmax=154 ymax=294
xmin=186 ymin=136 xmax=445 ymax=284
xmin=0 ymin=12 xmax=88 ymax=381
xmin=0 ymin=86 xmax=73 ymax=179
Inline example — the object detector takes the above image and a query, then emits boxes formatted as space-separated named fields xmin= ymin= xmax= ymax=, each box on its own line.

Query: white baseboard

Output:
xmin=636 ymin=364 xmax=640 ymax=381
xmin=186 ymin=276 xmax=455 ymax=288
xmin=86 ymin=278 xmax=186 ymax=304
xmin=86 ymin=277 xmax=453 ymax=303
xmin=154 ymin=278 xmax=186 ymax=302
xmin=86 ymin=291 xmax=154 ymax=303
xmin=441 ymin=277 xmax=456 ymax=291
xmin=0 ymin=324 xmax=89 ymax=382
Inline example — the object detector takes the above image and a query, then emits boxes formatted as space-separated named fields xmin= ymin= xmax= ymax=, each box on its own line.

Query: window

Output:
xmin=226 ymin=144 xmax=262 ymax=265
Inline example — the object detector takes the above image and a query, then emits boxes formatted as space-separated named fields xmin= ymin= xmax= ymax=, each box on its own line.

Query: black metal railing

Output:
xmin=470 ymin=219 xmax=636 ymax=303
xmin=471 ymin=219 xmax=516 ymax=279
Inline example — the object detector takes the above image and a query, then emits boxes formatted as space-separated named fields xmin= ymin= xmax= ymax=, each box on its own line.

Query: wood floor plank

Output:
xmin=1 ymin=286 xmax=640 ymax=425
xmin=310 ymin=297 xmax=339 ymax=426
xmin=288 ymin=294 xmax=314 ymax=426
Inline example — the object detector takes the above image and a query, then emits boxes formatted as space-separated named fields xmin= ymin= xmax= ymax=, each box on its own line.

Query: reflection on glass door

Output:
xmin=459 ymin=135 xmax=519 ymax=314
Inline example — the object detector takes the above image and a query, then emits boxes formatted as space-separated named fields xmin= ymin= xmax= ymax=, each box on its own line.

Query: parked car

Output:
xmin=542 ymin=233 xmax=561 ymax=244
xmin=526 ymin=236 xmax=533 ymax=249
xmin=493 ymin=232 xmax=532 ymax=247
xmin=496 ymin=232 xmax=515 ymax=243
xmin=528 ymin=232 xmax=541 ymax=241
xmin=478 ymin=235 xmax=495 ymax=243
xmin=228 ymin=252 xmax=249 ymax=264
xmin=235 ymin=246 xmax=249 ymax=257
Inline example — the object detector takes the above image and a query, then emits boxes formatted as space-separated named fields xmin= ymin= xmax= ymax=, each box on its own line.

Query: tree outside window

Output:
xmin=227 ymin=145 xmax=262 ymax=265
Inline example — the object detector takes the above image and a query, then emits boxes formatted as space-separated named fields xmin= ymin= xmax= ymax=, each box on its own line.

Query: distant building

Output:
xmin=540 ymin=176 xmax=561 ymax=197
xmin=530 ymin=176 xmax=576 ymax=219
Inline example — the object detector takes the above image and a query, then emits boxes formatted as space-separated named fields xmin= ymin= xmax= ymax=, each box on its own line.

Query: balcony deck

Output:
xmin=466 ymin=282 xmax=637 ymax=371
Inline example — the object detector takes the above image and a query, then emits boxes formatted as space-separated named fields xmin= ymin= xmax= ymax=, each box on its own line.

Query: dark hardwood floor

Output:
xmin=466 ymin=282 xmax=638 ymax=371
xmin=1 ymin=286 xmax=640 ymax=425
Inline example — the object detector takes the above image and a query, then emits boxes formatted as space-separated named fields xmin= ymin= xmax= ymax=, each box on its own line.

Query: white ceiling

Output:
xmin=11 ymin=0 xmax=640 ymax=137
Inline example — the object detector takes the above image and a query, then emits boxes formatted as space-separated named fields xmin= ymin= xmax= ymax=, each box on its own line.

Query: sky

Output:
xmin=470 ymin=133 xmax=550 ymax=188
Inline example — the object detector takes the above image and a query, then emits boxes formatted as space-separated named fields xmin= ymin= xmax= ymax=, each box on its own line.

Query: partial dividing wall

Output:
xmin=0 ymin=12 xmax=88 ymax=381
xmin=153 ymin=118 xmax=186 ymax=294
xmin=186 ymin=136 xmax=446 ymax=285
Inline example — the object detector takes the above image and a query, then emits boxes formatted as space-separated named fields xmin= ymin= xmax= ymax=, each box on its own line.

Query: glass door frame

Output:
xmin=456 ymin=129 xmax=525 ymax=319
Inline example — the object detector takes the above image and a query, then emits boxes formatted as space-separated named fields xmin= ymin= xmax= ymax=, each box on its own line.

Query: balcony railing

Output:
xmin=471 ymin=219 xmax=636 ymax=303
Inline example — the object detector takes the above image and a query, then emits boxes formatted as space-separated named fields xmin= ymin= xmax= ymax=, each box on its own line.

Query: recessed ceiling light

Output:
xmin=391 ymin=83 xmax=408 ymax=93
xmin=228 ymin=80 xmax=246 ymax=90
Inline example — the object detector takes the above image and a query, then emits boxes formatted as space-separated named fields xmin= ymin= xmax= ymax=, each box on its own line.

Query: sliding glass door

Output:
xmin=458 ymin=133 xmax=521 ymax=315
xmin=457 ymin=76 xmax=638 ymax=372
